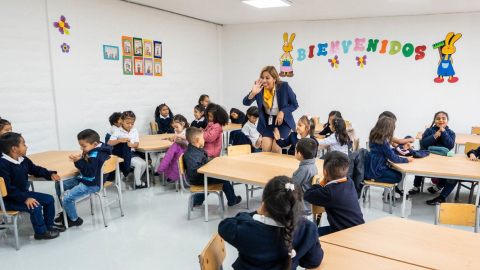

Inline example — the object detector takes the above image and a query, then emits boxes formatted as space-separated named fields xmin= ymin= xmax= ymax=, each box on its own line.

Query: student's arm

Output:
xmin=127 ymin=142 xmax=139 ymax=148
xmin=299 ymin=231 xmax=324 ymax=269
xmin=280 ymin=84 xmax=299 ymax=114
xmin=107 ymin=131 xmax=128 ymax=146
xmin=185 ymin=155 xmax=204 ymax=180
xmin=318 ymin=126 xmax=329 ymax=136
xmin=203 ymin=124 xmax=222 ymax=143
xmin=74 ymin=154 xmax=106 ymax=179
xmin=127 ymin=130 xmax=140 ymax=148
xmin=26 ymin=158 xmax=56 ymax=180
xmin=467 ymin=146 xmax=480 ymax=159
xmin=0 ymin=165 xmax=29 ymax=203
xmin=218 ymin=215 xmax=243 ymax=248
xmin=420 ymin=128 xmax=437 ymax=149
xmin=275 ymin=133 xmax=292 ymax=148
xmin=393 ymin=137 xmax=414 ymax=145
xmin=317 ymin=135 xmax=335 ymax=146
xmin=440 ymin=130 xmax=456 ymax=150
xmin=292 ymin=167 xmax=308 ymax=187
xmin=304 ymin=184 xmax=333 ymax=208
xmin=380 ymin=142 xmax=409 ymax=163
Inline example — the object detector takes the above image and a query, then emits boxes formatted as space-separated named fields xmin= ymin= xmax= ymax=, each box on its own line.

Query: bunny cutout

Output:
xmin=434 ymin=32 xmax=462 ymax=83
xmin=280 ymin=33 xmax=296 ymax=77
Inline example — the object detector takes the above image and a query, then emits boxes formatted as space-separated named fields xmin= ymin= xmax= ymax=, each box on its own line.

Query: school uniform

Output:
xmin=292 ymin=159 xmax=318 ymax=212
xmin=155 ymin=115 xmax=174 ymax=134
xmin=318 ymin=125 xmax=332 ymax=138
xmin=276 ymin=133 xmax=319 ymax=157
xmin=231 ymin=112 xmax=245 ymax=124
xmin=218 ymin=211 xmax=323 ymax=270
xmin=241 ymin=120 xmax=260 ymax=146
xmin=317 ymin=132 xmax=348 ymax=155
xmin=110 ymin=125 xmax=121 ymax=135
xmin=191 ymin=117 xmax=207 ymax=129
xmin=364 ymin=141 xmax=408 ymax=184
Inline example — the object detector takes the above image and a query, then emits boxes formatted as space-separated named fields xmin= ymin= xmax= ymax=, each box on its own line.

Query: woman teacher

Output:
xmin=243 ymin=66 xmax=299 ymax=153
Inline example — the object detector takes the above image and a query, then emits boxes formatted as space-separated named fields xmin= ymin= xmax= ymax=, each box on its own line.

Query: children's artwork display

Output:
xmin=122 ymin=36 xmax=163 ymax=76
xmin=154 ymin=41 xmax=162 ymax=59
xmin=134 ymin=57 xmax=144 ymax=75
xmin=103 ymin=45 xmax=119 ymax=60
xmin=123 ymin=56 xmax=133 ymax=75
xmin=433 ymin=32 xmax=462 ymax=83
xmin=53 ymin=15 xmax=70 ymax=35
xmin=144 ymin=58 xmax=153 ymax=75
xmin=279 ymin=33 xmax=295 ymax=77
xmin=122 ymin=36 xmax=133 ymax=56
xmin=154 ymin=59 xmax=162 ymax=76
xmin=133 ymin=37 xmax=143 ymax=56
xmin=144 ymin=39 xmax=153 ymax=58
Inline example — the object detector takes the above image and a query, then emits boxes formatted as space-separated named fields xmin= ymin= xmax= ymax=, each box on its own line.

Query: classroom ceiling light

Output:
xmin=242 ymin=0 xmax=291 ymax=9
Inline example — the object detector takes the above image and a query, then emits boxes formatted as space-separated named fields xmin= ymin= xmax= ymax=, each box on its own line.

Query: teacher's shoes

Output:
xmin=426 ymin=196 xmax=446 ymax=205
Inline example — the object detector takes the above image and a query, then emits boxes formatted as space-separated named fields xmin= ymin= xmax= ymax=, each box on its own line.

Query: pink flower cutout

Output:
xmin=53 ymin=15 xmax=70 ymax=35
xmin=61 ymin=43 xmax=70 ymax=53
xmin=328 ymin=55 xmax=340 ymax=68
xmin=356 ymin=55 xmax=367 ymax=68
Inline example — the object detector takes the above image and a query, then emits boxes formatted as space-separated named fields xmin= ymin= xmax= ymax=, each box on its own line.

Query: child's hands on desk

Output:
xmin=25 ymin=198 xmax=39 ymax=209
xmin=469 ymin=153 xmax=478 ymax=161
xmin=69 ymin=154 xmax=82 ymax=162
xmin=407 ymin=157 xmax=414 ymax=162
xmin=51 ymin=173 xmax=61 ymax=182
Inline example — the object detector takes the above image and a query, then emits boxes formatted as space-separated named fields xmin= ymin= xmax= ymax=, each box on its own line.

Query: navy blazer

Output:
xmin=243 ymin=81 xmax=299 ymax=135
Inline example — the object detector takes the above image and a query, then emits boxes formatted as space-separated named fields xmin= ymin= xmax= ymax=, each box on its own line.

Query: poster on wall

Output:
xmin=279 ymin=33 xmax=295 ymax=77
xmin=144 ymin=58 xmax=153 ymax=76
xmin=433 ymin=32 xmax=462 ymax=83
xmin=103 ymin=45 xmax=119 ymax=60
xmin=123 ymin=56 xmax=133 ymax=75
xmin=122 ymin=36 xmax=133 ymax=56
xmin=133 ymin=37 xmax=143 ymax=56
xmin=154 ymin=41 xmax=162 ymax=59
xmin=144 ymin=39 xmax=153 ymax=58
xmin=154 ymin=59 xmax=162 ymax=76
xmin=134 ymin=57 xmax=144 ymax=75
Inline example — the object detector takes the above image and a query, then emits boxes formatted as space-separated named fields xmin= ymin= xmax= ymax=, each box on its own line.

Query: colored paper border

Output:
xmin=122 ymin=36 xmax=133 ymax=56
xmin=133 ymin=37 xmax=143 ymax=56
xmin=144 ymin=39 xmax=153 ymax=58
xmin=103 ymin=45 xmax=119 ymax=60
xmin=134 ymin=56 xmax=144 ymax=75
xmin=154 ymin=41 xmax=162 ymax=59
xmin=144 ymin=58 xmax=153 ymax=76
xmin=154 ymin=59 xmax=162 ymax=76
xmin=123 ymin=56 xmax=133 ymax=75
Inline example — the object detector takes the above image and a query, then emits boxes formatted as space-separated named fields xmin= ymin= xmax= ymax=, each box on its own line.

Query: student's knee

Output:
xmin=28 ymin=204 xmax=43 ymax=214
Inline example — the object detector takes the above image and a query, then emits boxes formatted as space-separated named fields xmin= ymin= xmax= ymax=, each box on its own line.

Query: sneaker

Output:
xmin=426 ymin=196 xmax=446 ymax=205
xmin=427 ymin=185 xmax=441 ymax=194
xmin=135 ymin=183 xmax=147 ymax=189
xmin=50 ymin=225 xmax=66 ymax=233
xmin=54 ymin=212 xmax=64 ymax=223
xmin=408 ymin=186 xmax=420 ymax=195
xmin=228 ymin=196 xmax=242 ymax=207
xmin=34 ymin=229 xmax=60 ymax=240
xmin=166 ymin=178 xmax=174 ymax=183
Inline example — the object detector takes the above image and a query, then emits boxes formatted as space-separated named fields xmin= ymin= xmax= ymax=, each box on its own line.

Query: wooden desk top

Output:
xmin=389 ymin=153 xmax=480 ymax=179
xmin=137 ymin=134 xmax=173 ymax=151
xmin=416 ymin=132 xmax=480 ymax=145
xmin=198 ymin=152 xmax=324 ymax=186
xmin=224 ymin=123 xmax=242 ymax=131
xmin=320 ymin=217 xmax=480 ymax=270
xmin=310 ymin=243 xmax=428 ymax=270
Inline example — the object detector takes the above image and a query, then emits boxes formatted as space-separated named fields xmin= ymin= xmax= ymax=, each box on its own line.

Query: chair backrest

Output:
xmin=425 ymin=125 xmax=430 ymax=130
xmin=354 ymin=138 xmax=360 ymax=152
xmin=227 ymin=145 xmax=251 ymax=156
xmin=465 ymin=142 xmax=480 ymax=155
xmin=312 ymin=117 xmax=319 ymax=124
xmin=177 ymin=153 xmax=190 ymax=193
xmin=472 ymin=127 xmax=480 ymax=135
xmin=0 ymin=177 xmax=7 ymax=197
xmin=310 ymin=175 xmax=326 ymax=215
xmin=100 ymin=156 xmax=119 ymax=189
xmin=435 ymin=203 xmax=479 ymax=233
xmin=365 ymin=141 xmax=370 ymax=151
xmin=344 ymin=120 xmax=349 ymax=128
xmin=150 ymin=121 xmax=159 ymax=134
xmin=199 ymin=232 xmax=226 ymax=270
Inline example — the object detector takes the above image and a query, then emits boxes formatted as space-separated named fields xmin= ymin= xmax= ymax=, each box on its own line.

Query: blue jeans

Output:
xmin=3 ymin=192 xmax=55 ymax=235
xmin=55 ymin=178 xmax=81 ymax=207
xmin=440 ymin=180 xmax=458 ymax=198
xmin=375 ymin=168 xmax=402 ymax=184
xmin=63 ymin=182 xmax=99 ymax=221
xmin=192 ymin=178 xmax=237 ymax=206
xmin=318 ymin=226 xmax=332 ymax=237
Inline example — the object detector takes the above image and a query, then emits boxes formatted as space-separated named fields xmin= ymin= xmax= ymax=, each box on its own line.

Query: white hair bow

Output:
xmin=304 ymin=113 xmax=312 ymax=120
xmin=285 ymin=183 xmax=295 ymax=191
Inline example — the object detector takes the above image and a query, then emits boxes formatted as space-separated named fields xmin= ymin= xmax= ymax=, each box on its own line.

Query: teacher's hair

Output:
xmin=260 ymin=66 xmax=282 ymax=88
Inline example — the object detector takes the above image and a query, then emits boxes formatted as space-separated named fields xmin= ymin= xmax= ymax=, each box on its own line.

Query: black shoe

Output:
xmin=63 ymin=217 xmax=83 ymax=227
xmin=166 ymin=178 xmax=174 ymax=183
xmin=54 ymin=212 xmax=64 ymax=223
xmin=135 ymin=183 xmax=147 ymax=189
xmin=153 ymin=172 xmax=160 ymax=176
xmin=426 ymin=196 xmax=446 ymax=205
xmin=0 ymin=221 xmax=5 ymax=230
xmin=50 ymin=225 xmax=66 ymax=233
xmin=427 ymin=186 xmax=441 ymax=194
xmin=34 ymin=229 xmax=60 ymax=240
xmin=408 ymin=186 xmax=421 ymax=195
xmin=228 ymin=196 xmax=242 ymax=206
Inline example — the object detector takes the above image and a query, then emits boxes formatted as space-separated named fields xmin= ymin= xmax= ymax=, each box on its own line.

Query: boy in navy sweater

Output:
xmin=55 ymin=129 xmax=112 ymax=227
xmin=292 ymin=138 xmax=318 ymax=214
xmin=0 ymin=132 xmax=64 ymax=239
xmin=304 ymin=151 xmax=364 ymax=236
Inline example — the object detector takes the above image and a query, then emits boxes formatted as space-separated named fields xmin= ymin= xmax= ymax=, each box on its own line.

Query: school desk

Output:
xmin=319 ymin=217 xmax=480 ymax=270
xmin=389 ymin=154 xmax=480 ymax=218
xmin=137 ymin=134 xmax=173 ymax=188
xmin=314 ymin=123 xmax=326 ymax=133
xmin=416 ymin=132 xmax=480 ymax=153
xmin=221 ymin=123 xmax=242 ymax=156
xmin=197 ymin=152 xmax=324 ymax=222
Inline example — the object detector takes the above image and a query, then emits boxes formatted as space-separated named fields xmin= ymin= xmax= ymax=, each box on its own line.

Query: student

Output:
xmin=108 ymin=111 xmax=147 ymax=189
xmin=0 ymin=119 xmax=12 ymax=135
xmin=304 ymin=151 xmax=365 ymax=236
xmin=292 ymin=138 xmax=318 ymax=214
xmin=378 ymin=111 xmax=415 ymax=147
xmin=0 ymin=132 xmax=64 ymax=239
xmin=230 ymin=108 xmax=245 ymax=124
xmin=274 ymin=114 xmax=318 ymax=156
xmin=154 ymin=103 xmax=174 ymax=134
xmin=219 ymin=176 xmax=323 ymax=270
xmin=198 ymin=94 xmax=210 ymax=109
xmin=315 ymin=111 xmax=342 ymax=139
xmin=241 ymin=106 xmax=262 ymax=150
xmin=108 ymin=112 xmax=122 ymax=135
xmin=184 ymin=127 xmax=241 ymax=206
xmin=54 ymin=129 xmax=112 ymax=227
xmin=204 ymin=103 xmax=229 ymax=158
xmin=317 ymin=117 xmax=349 ymax=156
xmin=169 ymin=114 xmax=189 ymax=141
xmin=191 ymin=105 xmax=207 ymax=129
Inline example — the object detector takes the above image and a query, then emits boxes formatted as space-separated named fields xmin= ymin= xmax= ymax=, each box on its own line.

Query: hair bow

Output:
xmin=285 ymin=183 xmax=295 ymax=191
xmin=289 ymin=249 xmax=297 ymax=258
xmin=303 ymin=113 xmax=312 ymax=120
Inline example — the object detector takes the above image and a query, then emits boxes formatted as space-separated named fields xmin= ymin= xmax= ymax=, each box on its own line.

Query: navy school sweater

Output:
xmin=420 ymin=126 xmax=455 ymax=150
xmin=318 ymin=125 xmax=332 ymax=138
xmin=218 ymin=211 xmax=323 ymax=270
xmin=231 ymin=112 xmax=245 ymax=124
xmin=467 ymin=146 xmax=480 ymax=158
xmin=0 ymin=156 xmax=55 ymax=204
xmin=155 ymin=116 xmax=174 ymax=134
xmin=364 ymin=141 xmax=408 ymax=179
xmin=304 ymin=178 xmax=365 ymax=233
xmin=74 ymin=143 xmax=112 ymax=187
xmin=276 ymin=132 xmax=319 ymax=157
xmin=191 ymin=118 xmax=208 ymax=129
xmin=184 ymin=144 xmax=209 ymax=185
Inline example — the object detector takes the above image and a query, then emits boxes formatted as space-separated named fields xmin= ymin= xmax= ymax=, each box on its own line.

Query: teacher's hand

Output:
xmin=250 ymin=79 xmax=263 ymax=98
xmin=273 ymin=128 xmax=281 ymax=140
xmin=275 ymin=111 xmax=284 ymax=125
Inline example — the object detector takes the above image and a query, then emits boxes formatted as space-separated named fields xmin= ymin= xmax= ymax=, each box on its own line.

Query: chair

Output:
xmin=471 ymin=127 xmax=480 ymax=135
xmin=199 ymin=232 xmax=226 ymax=270
xmin=425 ymin=125 xmax=430 ymax=130
xmin=311 ymin=175 xmax=326 ymax=227
xmin=150 ymin=121 xmax=159 ymax=135
xmin=0 ymin=177 xmax=21 ymax=250
xmin=227 ymin=145 xmax=258 ymax=209
xmin=178 ymin=154 xmax=224 ymax=220
xmin=435 ymin=203 xmax=480 ymax=233
xmin=453 ymin=142 xmax=480 ymax=203
xmin=359 ymin=180 xmax=397 ymax=214
xmin=312 ymin=117 xmax=320 ymax=124
xmin=344 ymin=120 xmax=349 ymax=128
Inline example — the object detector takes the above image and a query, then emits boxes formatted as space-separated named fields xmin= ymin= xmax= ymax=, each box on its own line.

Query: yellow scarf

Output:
xmin=263 ymin=86 xmax=276 ymax=110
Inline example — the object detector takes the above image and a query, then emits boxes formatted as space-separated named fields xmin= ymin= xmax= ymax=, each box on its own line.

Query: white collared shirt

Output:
xmin=297 ymin=134 xmax=311 ymax=140
xmin=194 ymin=117 xmax=205 ymax=123
xmin=110 ymin=125 xmax=121 ymax=135
xmin=317 ymin=132 xmax=348 ymax=155
xmin=159 ymin=114 xmax=169 ymax=120
xmin=176 ymin=129 xmax=186 ymax=136
xmin=110 ymin=127 xmax=140 ymax=151
xmin=242 ymin=120 xmax=260 ymax=145
xmin=253 ymin=214 xmax=284 ymax=227
xmin=2 ymin=155 xmax=24 ymax=165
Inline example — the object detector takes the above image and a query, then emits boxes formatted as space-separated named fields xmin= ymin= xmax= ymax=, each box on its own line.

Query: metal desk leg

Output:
xmin=454 ymin=144 xmax=459 ymax=154
xmin=205 ymin=174 xmax=209 ymax=222
xmin=60 ymin=179 xmax=69 ymax=229
xmin=146 ymin=151 xmax=150 ymax=188
xmin=401 ymin=173 xmax=408 ymax=218
xmin=475 ymin=180 xmax=480 ymax=206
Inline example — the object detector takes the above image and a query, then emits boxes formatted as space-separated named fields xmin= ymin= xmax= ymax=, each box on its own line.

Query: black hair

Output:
xmin=186 ymin=126 xmax=202 ymax=144
xmin=332 ymin=118 xmax=349 ymax=146
xmin=154 ymin=104 xmax=173 ymax=119
xmin=122 ymin=111 xmax=136 ymax=120
xmin=242 ymin=106 xmax=259 ymax=127
xmin=323 ymin=151 xmax=350 ymax=180
xmin=295 ymin=138 xmax=316 ymax=159
xmin=229 ymin=108 xmax=245 ymax=123
xmin=198 ymin=94 xmax=210 ymax=105
xmin=0 ymin=119 xmax=12 ymax=131
xmin=323 ymin=111 xmax=343 ymax=129
xmin=206 ymin=103 xmax=229 ymax=126
xmin=379 ymin=111 xmax=397 ymax=121
xmin=172 ymin=114 xmax=190 ymax=128
xmin=77 ymin=129 xmax=100 ymax=144
xmin=430 ymin=111 xmax=449 ymax=128
xmin=299 ymin=115 xmax=316 ymax=138
xmin=262 ymin=176 xmax=303 ymax=270
xmin=194 ymin=104 xmax=206 ymax=115
xmin=0 ymin=132 xmax=22 ymax=155
xmin=108 ymin=112 xmax=122 ymax=126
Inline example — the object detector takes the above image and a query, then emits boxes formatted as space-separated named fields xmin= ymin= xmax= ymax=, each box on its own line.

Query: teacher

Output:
xmin=243 ymin=66 xmax=299 ymax=153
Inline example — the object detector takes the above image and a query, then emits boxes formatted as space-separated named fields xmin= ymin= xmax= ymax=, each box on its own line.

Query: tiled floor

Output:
xmin=0 ymin=176 xmax=476 ymax=269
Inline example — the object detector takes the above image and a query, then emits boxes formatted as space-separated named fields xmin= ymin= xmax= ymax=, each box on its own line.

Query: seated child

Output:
xmin=230 ymin=108 xmax=245 ymax=124
xmin=154 ymin=103 xmax=174 ymax=134
xmin=198 ymin=94 xmax=210 ymax=109
xmin=184 ymin=127 xmax=241 ymax=206
xmin=191 ymin=105 xmax=207 ymax=129
xmin=108 ymin=112 xmax=122 ymax=135
xmin=0 ymin=118 xmax=12 ymax=135
xmin=204 ymin=103 xmax=229 ymax=158
xmin=241 ymin=106 xmax=262 ymax=150
xmin=292 ymin=138 xmax=318 ymax=214
xmin=304 ymin=151 xmax=365 ymax=236
xmin=0 ymin=132 xmax=64 ymax=239
xmin=317 ymin=117 xmax=349 ymax=156
xmin=219 ymin=176 xmax=323 ymax=270
xmin=315 ymin=111 xmax=342 ymax=139
xmin=379 ymin=111 xmax=415 ymax=147
xmin=275 ymin=114 xmax=318 ymax=156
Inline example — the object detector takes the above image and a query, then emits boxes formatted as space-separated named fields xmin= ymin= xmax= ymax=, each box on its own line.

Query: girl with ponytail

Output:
xmin=218 ymin=176 xmax=323 ymax=270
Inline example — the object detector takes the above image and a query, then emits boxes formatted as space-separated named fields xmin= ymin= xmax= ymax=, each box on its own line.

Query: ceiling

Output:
xmin=127 ymin=0 xmax=480 ymax=25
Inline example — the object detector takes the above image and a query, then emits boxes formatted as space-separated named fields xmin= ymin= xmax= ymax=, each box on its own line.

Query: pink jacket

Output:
xmin=203 ymin=122 xmax=223 ymax=157
xmin=157 ymin=139 xmax=188 ymax=180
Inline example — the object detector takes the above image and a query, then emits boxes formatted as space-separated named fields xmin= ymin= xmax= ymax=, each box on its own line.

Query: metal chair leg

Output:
xmin=103 ymin=188 xmax=107 ymax=197
xmin=455 ymin=182 xmax=462 ymax=201
xmin=469 ymin=183 xmax=476 ymax=204
xmin=97 ymin=194 xmax=108 ymax=227
xmin=30 ymin=181 xmax=35 ymax=192
xmin=250 ymin=185 xmax=254 ymax=197
xmin=245 ymin=184 xmax=249 ymax=209
xmin=187 ymin=193 xmax=194 ymax=220
xmin=217 ymin=192 xmax=224 ymax=220
xmin=388 ymin=188 xmax=393 ymax=214
xmin=359 ymin=185 xmax=368 ymax=203
xmin=90 ymin=196 xmax=94 ymax=215
xmin=13 ymin=215 xmax=19 ymax=250
xmin=392 ymin=187 xmax=396 ymax=207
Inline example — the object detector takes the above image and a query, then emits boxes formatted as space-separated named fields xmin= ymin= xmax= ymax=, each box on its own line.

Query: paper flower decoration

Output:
xmin=328 ymin=55 xmax=340 ymax=68
xmin=53 ymin=16 xmax=70 ymax=35
xmin=356 ymin=55 xmax=367 ymax=68
xmin=61 ymin=43 xmax=70 ymax=53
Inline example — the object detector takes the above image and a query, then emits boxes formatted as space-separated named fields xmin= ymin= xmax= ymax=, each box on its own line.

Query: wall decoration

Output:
xmin=154 ymin=41 xmax=162 ymax=59
xmin=103 ymin=45 xmax=119 ymax=60
xmin=356 ymin=55 xmax=367 ymax=68
xmin=134 ymin=57 xmax=144 ymax=75
xmin=279 ymin=33 xmax=295 ymax=77
xmin=53 ymin=15 xmax=70 ymax=35
xmin=123 ymin=56 xmax=133 ymax=75
xmin=144 ymin=58 xmax=153 ymax=76
xmin=122 ymin=36 xmax=133 ymax=56
xmin=143 ymin=39 xmax=153 ymax=58
xmin=433 ymin=32 xmax=462 ymax=83
xmin=61 ymin=43 xmax=70 ymax=53
xmin=328 ymin=55 xmax=339 ymax=68
xmin=154 ymin=59 xmax=162 ymax=76
xmin=133 ymin=37 xmax=143 ymax=56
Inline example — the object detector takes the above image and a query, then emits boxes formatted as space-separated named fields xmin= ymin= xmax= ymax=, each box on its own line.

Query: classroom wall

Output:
xmin=221 ymin=13 xmax=480 ymax=147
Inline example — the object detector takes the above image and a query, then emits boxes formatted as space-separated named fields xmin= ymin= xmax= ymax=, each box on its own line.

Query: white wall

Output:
xmin=222 ymin=13 xmax=480 ymax=146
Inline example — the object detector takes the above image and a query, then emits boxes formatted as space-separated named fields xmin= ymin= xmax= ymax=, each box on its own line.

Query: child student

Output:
xmin=219 ymin=176 xmax=323 ymax=269
xmin=304 ymin=151 xmax=365 ymax=236
xmin=230 ymin=108 xmax=245 ymax=124
xmin=292 ymin=138 xmax=318 ymax=214
xmin=317 ymin=117 xmax=349 ymax=156
xmin=241 ymin=106 xmax=262 ymax=150
xmin=108 ymin=111 xmax=147 ymax=189
xmin=0 ymin=118 xmax=12 ymax=135
xmin=191 ymin=105 xmax=207 ymax=129
xmin=274 ymin=114 xmax=318 ymax=156
xmin=379 ymin=111 xmax=415 ymax=147
xmin=154 ymin=103 xmax=174 ymax=134
xmin=315 ymin=111 xmax=342 ymax=139
xmin=204 ymin=103 xmax=229 ymax=158
xmin=55 ymin=129 xmax=112 ymax=227
xmin=184 ymin=127 xmax=241 ymax=206
xmin=0 ymin=132 xmax=64 ymax=239
xmin=198 ymin=94 xmax=210 ymax=109
xmin=108 ymin=112 xmax=122 ymax=135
